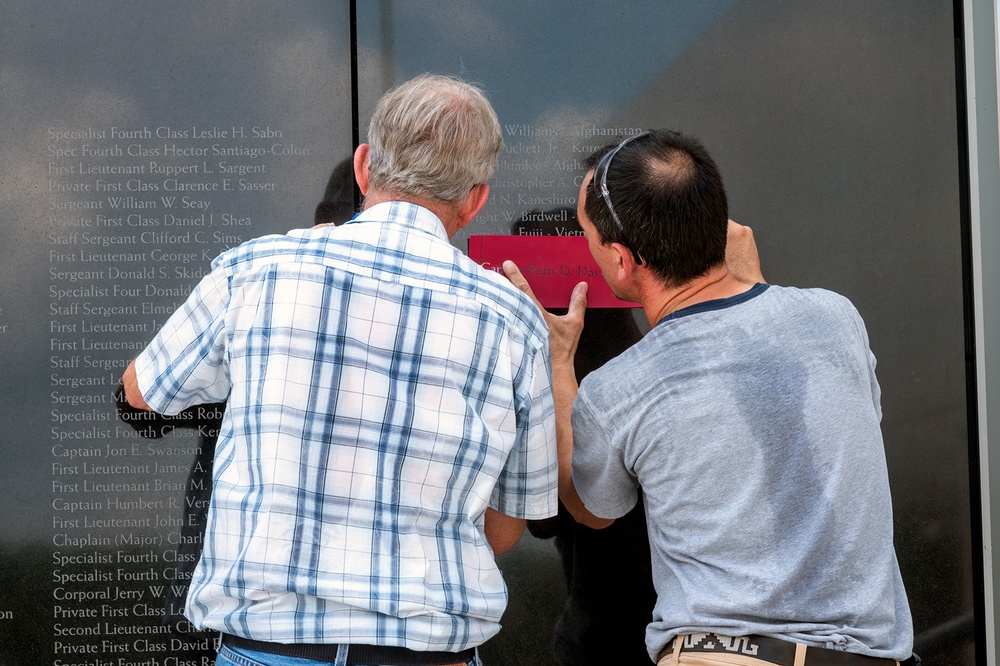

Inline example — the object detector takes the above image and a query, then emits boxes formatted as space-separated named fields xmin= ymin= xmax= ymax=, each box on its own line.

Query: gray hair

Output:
xmin=366 ymin=74 xmax=503 ymax=204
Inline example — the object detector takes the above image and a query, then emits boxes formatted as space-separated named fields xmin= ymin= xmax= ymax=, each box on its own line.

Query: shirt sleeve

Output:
xmin=570 ymin=385 xmax=640 ymax=520
xmin=834 ymin=292 xmax=883 ymax=423
xmin=490 ymin=335 xmax=559 ymax=521
xmin=134 ymin=266 xmax=232 ymax=414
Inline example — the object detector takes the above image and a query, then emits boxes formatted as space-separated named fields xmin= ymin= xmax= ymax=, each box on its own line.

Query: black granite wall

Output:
xmin=0 ymin=2 xmax=976 ymax=664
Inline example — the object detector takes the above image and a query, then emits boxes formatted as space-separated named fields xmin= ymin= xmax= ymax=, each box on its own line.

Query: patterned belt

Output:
xmin=221 ymin=633 xmax=475 ymax=665
xmin=665 ymin=633 xmax=899 ymax=666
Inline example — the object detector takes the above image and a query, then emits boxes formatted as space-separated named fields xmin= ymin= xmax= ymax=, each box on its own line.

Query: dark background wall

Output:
xmin=0 ymin=1 xmax=976 ymax=664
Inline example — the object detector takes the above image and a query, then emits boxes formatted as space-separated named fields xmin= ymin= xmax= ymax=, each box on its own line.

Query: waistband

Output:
xmin=221 ymin=633 xmax=476 ymax=665
xmin=664 ymin=633 xmax=900 ymax=666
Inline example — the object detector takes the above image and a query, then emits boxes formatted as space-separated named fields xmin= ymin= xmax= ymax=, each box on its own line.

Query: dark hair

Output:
xmin=583 ymin=129 xmax=728 ymax=286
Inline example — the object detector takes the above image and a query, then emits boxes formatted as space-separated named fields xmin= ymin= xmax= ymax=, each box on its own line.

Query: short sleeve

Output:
xmin=490 ymin=338 xmax=559 ymax=520
xmin=134 ymin=267 xmax=232 ymax=414
xmin=832 ymin=292 xmax=882 ymax=423
xmin=571 ymin=386 xmax=640 ymax=520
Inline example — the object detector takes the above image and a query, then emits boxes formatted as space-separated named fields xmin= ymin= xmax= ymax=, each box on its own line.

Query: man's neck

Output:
xmin=362 ymin=191 xmax=462 ymax=238
xmin=641 ymin=265 xmax=757 ymax=326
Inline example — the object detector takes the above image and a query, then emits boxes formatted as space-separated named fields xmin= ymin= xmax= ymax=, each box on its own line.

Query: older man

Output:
xmin=124 ymin=74 xmax=558 ymax=666
xmin=505 ymin=129 xmax=914 ymax=665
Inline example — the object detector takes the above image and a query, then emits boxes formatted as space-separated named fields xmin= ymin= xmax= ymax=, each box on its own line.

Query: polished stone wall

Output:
xmin=0 ymin=1 xmax=977 ymax=664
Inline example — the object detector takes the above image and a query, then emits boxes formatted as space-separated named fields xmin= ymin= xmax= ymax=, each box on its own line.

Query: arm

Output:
xmin=502 ymin=261 xmax=613 ymax=529
xmin=484 ymin=508 xmax=526 ymax=555
xmin=116 ymin=377 xmax=226 ymax=439
xmin=122 ymin=359 xmax=154 ymax=411
xmin=725 ymin=219 xmax=765 ymax=284
xmin=551 ymin=360 xmax=614 ymax=529
xmin=121 ymin=268 xmax=232 ymax=415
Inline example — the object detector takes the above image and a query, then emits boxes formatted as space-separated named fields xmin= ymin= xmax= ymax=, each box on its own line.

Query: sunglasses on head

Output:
xmin=592 ymin=131 xmax=650 ymax=264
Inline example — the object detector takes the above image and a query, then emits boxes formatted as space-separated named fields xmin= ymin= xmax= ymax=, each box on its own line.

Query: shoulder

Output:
xmin=576 ymin=333 xmax=656 ymax=409
xmin=762 ymin=284 xmax=856 ymax=309
xmin=209 ymin=226 xmax=357 ymax=276
xmin=750 ymin=284 xmax=866 ymax=325
xmin=209 ymin=229 xmax=310 ymax=270
xmin=452 ymin=252 xmax=550 ymax=350
xmin=753 ymin=285 xmax=873 ymax=354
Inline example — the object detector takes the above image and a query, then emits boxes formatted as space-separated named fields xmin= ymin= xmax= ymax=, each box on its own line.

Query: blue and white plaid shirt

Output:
xmin=135 ymin=202 xmax=558 ymax=650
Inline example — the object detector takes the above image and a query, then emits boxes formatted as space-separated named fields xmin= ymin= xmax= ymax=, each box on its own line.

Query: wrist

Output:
xmin=551 ymin=353 xmax=577 ymax=370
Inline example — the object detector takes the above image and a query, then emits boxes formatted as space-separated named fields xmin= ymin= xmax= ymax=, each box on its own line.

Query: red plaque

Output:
xmin=468 ymin=235 xmax=640 ymax=309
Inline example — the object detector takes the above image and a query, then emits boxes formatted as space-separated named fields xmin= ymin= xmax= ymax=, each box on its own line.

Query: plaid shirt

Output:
xmin=135 ymin=202 xmax=558 ymax=650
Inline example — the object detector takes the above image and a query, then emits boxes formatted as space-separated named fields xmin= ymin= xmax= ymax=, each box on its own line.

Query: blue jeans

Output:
xmin=216 ymin=644 xmax=481 ymax=666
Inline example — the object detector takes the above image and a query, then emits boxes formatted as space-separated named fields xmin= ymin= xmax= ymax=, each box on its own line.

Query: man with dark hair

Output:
xmin=505 ymin=129 xmax=915 ymax=665
xmin=123 ymin=74 xmax=558 ymax=666
xmin=581 ymin=131 xmax=729 ymax=286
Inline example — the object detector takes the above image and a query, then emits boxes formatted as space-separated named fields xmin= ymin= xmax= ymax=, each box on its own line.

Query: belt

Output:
xmin=221 ymin=633 xmax=476 ymax=665
xmin=665 ymin=633 xmax=899 ymax=666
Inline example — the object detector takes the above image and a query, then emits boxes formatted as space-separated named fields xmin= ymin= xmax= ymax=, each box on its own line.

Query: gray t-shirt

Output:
xmin=572 ymin=284 xmax=913 ymax=662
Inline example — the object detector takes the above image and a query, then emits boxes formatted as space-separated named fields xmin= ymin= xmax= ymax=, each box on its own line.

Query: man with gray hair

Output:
xmin=123 ymin=74 xmax=558 ymax=666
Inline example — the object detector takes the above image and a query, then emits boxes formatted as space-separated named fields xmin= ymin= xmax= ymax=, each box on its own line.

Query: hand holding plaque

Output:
xmin=501 ymin=259 xmax=588 ymax=367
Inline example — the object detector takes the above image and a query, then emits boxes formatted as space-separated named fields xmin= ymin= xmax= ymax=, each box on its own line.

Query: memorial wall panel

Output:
xmin=0 ymin=1 xmax=979 ymax=665
xmin=0 ymin=3 xmax=354 ymax=664
xmin=355 ymin=1 xmax=975 ymax=664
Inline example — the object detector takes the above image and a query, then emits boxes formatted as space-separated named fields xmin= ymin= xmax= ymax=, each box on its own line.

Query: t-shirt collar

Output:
xmin=657 ymin=282 xmax=771 ymax=326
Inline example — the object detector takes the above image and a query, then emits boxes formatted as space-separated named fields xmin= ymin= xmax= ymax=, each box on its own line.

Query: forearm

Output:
xmin=484 ymin=508 xmax=526 ymax=555
xmin=725 ymin=220 xmax=765 ymax=284
xmin=552 ymin=358 xmax=613 ymax=530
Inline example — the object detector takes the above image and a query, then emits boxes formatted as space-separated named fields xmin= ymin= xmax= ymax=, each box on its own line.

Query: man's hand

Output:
xmin=725 ymin=219 xmax=765 ymax=284
xmin=501 ymin=260 xmax=588 ymax=366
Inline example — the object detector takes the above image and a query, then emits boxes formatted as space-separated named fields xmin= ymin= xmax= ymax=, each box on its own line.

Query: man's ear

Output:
xmin=609 ymin=241 xmax=640 ymax=281
xmin=455 ymin=183 xmax=491 ymax=230
xmin=353 ymin=144 xmax=371 ymax=195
